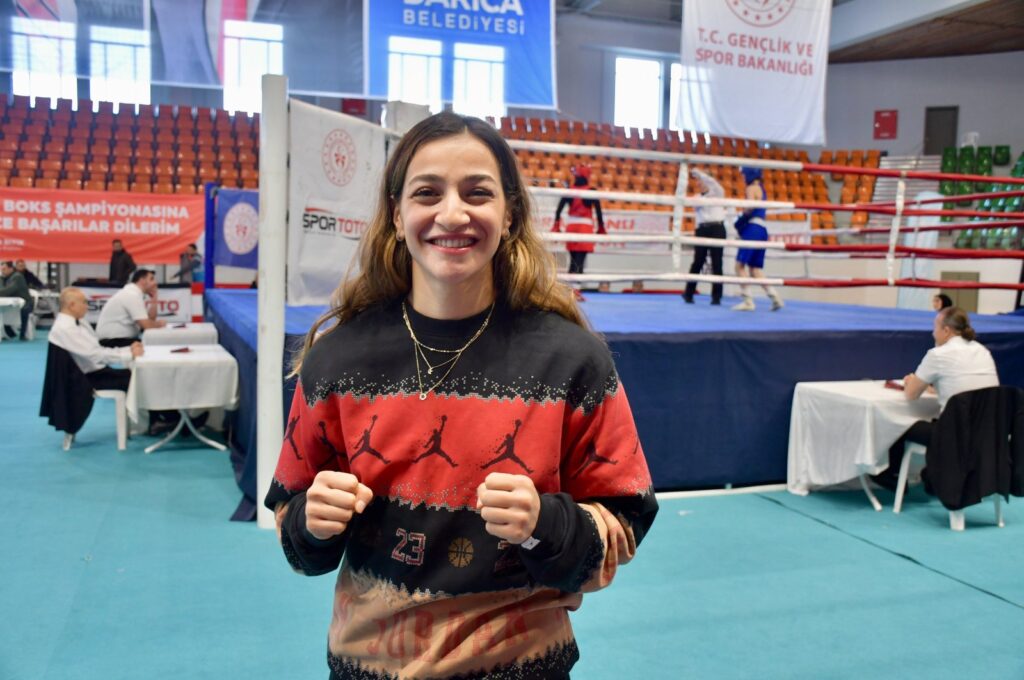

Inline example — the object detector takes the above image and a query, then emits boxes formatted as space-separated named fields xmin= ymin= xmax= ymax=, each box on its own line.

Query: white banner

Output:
xmin=286 ymin=100 xmax=388 ymax=306
xmin=679 ymin=0 xmax=831 ymax=145
xmin=79 ymin=285 xmax=193 ymax=324
xmin=533 ymin=194 xmax=671 ymax=254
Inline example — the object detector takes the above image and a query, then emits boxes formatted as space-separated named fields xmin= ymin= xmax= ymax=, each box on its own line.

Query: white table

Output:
xmin=126 ymin=344 xmax=239 ymax=453
xmin=787 ymin=380 xmax=941 ymax=510
xmin=142 ymin=322 xmax=219 ymax=346
xmin=0 ymin=297 xmax=25 ymax=343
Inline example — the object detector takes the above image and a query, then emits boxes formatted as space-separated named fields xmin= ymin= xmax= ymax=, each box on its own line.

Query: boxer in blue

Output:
xmin=732 ymin=167 xmax=783 ymax=311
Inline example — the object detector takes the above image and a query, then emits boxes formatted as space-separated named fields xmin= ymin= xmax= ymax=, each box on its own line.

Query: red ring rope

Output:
xmin=785 ymin=243 xmax=1024 ymax=260
xmin=785 ymin=278 xmax=1024 ymax=291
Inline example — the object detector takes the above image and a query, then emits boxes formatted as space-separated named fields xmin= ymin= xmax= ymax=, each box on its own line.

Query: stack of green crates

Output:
xmin=950 ymin=149 xmax=1022 ymax=249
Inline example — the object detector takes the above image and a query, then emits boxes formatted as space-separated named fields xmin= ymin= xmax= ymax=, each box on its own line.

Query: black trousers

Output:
xmin=684 ymin=222 xmax=726 ymax=302
xmin=86 ymin=367 xmax=131 ymax=392
xmin=19 ymin=299 xmax=33 ymax=339
xmin=568 ymin=251 xmax=587 ymax=274
xmin=99 ymin=336 xmax=138 ymax=348
xmin=886 ymin=419 xmax=935 ymax=474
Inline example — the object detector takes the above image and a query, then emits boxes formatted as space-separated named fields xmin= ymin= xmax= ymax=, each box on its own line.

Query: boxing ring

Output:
xmin=207 ymin=288 xmax=1024 ymax=518
xmin=230 ymin=89 xmax=1024 ymax=519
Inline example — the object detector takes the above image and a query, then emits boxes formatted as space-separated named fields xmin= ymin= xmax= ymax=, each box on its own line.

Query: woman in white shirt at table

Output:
xmin=873 ymin=306 xmax=999 ymax=489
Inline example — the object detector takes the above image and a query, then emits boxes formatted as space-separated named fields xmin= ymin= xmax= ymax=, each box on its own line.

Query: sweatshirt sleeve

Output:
xmin=265 ymin=378 xmax=351 ymax=576
xmin=519 ymin=349 xmax=658 ymax=592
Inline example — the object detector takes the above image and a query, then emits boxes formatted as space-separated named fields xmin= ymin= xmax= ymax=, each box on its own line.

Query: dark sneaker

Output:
xmin=869 ymin=472 xmax=899 ymax=492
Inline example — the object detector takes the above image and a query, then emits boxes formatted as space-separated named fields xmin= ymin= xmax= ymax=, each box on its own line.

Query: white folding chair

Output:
xmin=894 ymin=442 xmax=1004 ymax=531
xmin=63 ymin=390 xmax=128 ymax=451
xmin=94 ymin=390 xmax=128 ymax=450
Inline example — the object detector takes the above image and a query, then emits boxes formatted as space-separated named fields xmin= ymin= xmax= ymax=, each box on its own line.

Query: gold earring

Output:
xmin=501 ymin=230 xmax=511 ymax=240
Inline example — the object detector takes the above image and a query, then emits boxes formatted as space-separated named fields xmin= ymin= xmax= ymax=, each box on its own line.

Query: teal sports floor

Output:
xmin=4 ymin=334 xmax=1023 ymax=679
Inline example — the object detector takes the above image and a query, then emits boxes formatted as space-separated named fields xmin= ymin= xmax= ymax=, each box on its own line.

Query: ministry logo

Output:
xmin=321 ymin=128 xmax=358 ymax=187
xmin=223 ymin=202 xmax=259 ymax=255
xmin=727 ymin=0 xmax=795 ymax=27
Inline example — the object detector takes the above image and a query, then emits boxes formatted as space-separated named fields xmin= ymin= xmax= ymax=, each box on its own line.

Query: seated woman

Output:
xmin=872 ymin=306 xmax=998 ymax=490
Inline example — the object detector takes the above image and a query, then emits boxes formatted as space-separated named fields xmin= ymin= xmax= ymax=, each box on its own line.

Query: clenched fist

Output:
xmin=305 ymin=471 xmax=373 ymax=541
xmin=476 ymin=472 xmax=540 ymax=545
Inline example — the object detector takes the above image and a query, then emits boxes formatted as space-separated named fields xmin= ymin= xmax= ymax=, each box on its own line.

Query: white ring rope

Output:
xmin=508 ymin=139 xmax=804 ymax=172
xmin=561 ymin=272 xmax=786 ymax=286
xmin=544 ymin=232 xmax=786 ymax=250
xmin=532 ymin=185 xmax=795 ymax=211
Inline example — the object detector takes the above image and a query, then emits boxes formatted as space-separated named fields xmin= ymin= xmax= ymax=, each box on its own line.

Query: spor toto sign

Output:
xmin=321 ymin=128 xmax=358 ymax=187
xmin=223 ymin=202 xmax=259 ymax=254
xmin=727 ymin=0 xmax=795 ymax=27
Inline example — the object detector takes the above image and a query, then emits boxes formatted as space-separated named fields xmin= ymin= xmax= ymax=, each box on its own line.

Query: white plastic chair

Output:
xmin=894 ymin=442 xmax=1004 ymax=531
xmin=62 ymin=390 xmax=128 ymax=451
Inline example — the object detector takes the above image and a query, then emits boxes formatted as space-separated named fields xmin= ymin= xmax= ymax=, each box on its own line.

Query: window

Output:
xmin=222 ymin=20 xmax=284 ymax=115
xmin=90 ymin=26 xmax=151 ymax=113
xmin=613 ymin=57 xmax=662 ymax=131
xmin=387 ymin=36 xmax=442 ymax=113
xmin=452 ymin=43 xmax=505 ymax=120
xmin=670 ymin=62 xmax=711 ymax=134
xmin=10 ymin=17 xmax=76 ymax=104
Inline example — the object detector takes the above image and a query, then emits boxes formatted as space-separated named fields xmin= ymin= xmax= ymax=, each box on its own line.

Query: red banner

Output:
xmin=0 ymin=187 xmax=205 ymax=264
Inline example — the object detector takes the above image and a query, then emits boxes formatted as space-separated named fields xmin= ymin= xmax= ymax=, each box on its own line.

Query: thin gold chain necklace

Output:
xmin=401 ymin=301 xmax=495 ymax=400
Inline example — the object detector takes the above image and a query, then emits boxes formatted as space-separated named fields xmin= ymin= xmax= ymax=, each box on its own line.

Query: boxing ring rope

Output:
xmin=517 ymin=139 xmax=1024 ymax=293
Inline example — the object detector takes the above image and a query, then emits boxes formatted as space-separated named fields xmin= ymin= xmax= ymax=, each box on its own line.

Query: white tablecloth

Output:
xmin=0 ymin=297 xmax=26 ymax=342
xmin=787 ymin=380 xmax=941 ymax=495
xmin=126 ymin=345 xmax=239 ymax=421
xmin=142 ymin=322 xmax=219 ymax=346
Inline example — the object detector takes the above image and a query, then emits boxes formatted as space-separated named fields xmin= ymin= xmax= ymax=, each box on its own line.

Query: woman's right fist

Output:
xmin=305 ymin=471 xmax=373 ymax=541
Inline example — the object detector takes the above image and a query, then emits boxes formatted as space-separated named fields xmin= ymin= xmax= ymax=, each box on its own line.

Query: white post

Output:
xmin=672 ymin=163 xmax=688 ymax=271
xmin=256 ymin=74 xmax=288 ymax=529
xmin=886 ymin=177 xmax=906 ymax=286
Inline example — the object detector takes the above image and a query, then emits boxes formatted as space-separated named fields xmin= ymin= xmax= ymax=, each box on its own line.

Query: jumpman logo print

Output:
xmin=285 ymin=416 xmax=302 ymax=460
xmin=571 ymin=442 xmax=618 ymax=479
xmin=481 ymin=419 xmax=533 ymax=474
xmin=316 ymin=421 xmax=343 ymax=459
xmin=349 ymin=415 xmax=391 ymax=464
xmin=414 ymin=415 xmax=458 ymax=467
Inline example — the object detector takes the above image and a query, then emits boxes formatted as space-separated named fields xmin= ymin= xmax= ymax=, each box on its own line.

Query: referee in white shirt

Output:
xmin=49 ymin=288 xmax=143 ymax=392
xmin=682 ymin=168 xmax=728 ymax=306
xmin=96 ymin=268 xmax=166 ymax=347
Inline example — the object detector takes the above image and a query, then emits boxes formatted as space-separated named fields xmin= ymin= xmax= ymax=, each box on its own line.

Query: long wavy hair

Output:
xmin=292 ymin=111 xmax=585 ymax=373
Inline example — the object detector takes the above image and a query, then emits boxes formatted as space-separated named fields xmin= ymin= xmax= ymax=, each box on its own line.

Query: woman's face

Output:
xmin=932 ymin=296 xmax=942 ymax=311
xmin=394 ymin=132 xmax=510 ymax=302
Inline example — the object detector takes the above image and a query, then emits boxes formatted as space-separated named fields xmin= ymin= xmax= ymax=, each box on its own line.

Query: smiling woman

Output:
xmin=394 ymin=131 xmax=510 ymax=319
xmin=265 ymin=111 xmax=658 ymax=680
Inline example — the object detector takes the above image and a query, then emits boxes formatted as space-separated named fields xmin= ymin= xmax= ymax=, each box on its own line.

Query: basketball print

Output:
xmin=447 ymin=537 xmax=474 ymax=568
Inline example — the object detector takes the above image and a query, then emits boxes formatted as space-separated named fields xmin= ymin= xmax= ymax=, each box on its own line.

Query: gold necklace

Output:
xmin=402 ymin=301 xmax=494 ymax=400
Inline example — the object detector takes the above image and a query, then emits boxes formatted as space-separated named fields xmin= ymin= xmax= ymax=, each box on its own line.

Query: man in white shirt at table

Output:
xmin=96 ymin=268 xmax=166 ymax=347
xmin=872 ymin=306 xmax=999 ymax=490
xmin=49 ymin=287 xmax=144 ymax=392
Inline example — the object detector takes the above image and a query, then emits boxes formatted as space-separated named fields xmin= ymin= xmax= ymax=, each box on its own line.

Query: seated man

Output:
xmin=872 ymin=306 xmax=999 ymax=490
xmin=49 ymin=287 xmax=143 ymax=392
xmin=96 ymin=268 xmax=166 ymax=347
xmin=15 ymin=259 xmax=45 ymax=290
xmin=0 ymin=260 xmax=34 ymax=340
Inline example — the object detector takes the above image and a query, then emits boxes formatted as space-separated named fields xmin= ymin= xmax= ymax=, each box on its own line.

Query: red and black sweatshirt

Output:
xmin=265 ymin=300 xmax=658 ymax=680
